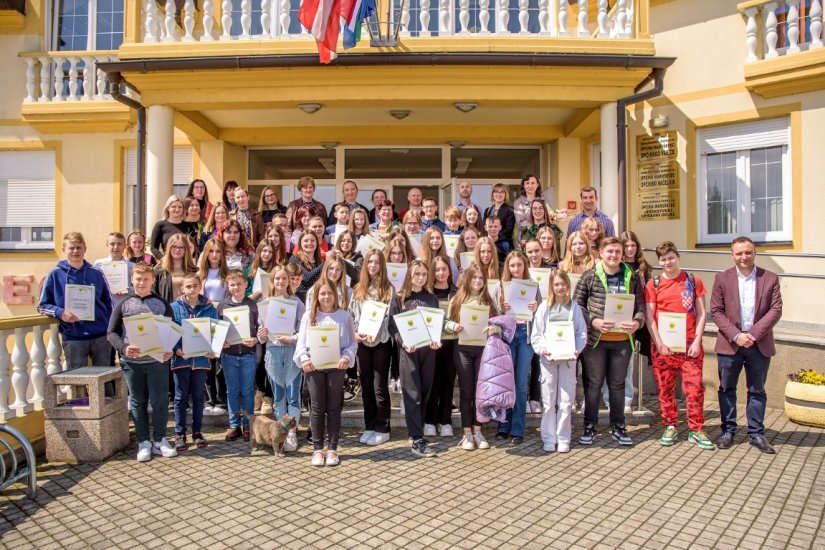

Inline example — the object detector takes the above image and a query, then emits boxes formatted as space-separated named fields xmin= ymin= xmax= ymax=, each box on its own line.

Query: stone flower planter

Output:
xmin=785 ymin=380 xmax=825 ymax=428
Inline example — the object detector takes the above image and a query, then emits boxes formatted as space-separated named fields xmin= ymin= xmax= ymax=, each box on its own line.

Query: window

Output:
xmin=123 ymin=146 xmax=193 ymax=232
xmin=0 ymin=151 xmax=56 ymax=251
xmin=52 ymin=0 xmax=124 ymax=51
xmin=698 ymin=118 xmax=791 ymax=244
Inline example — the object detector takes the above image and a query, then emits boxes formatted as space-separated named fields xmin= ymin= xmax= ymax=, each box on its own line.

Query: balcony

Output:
xmin=739 ymin=0 xmax=825 ymax=97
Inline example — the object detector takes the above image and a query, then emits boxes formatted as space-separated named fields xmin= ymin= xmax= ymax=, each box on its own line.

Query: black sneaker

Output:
xmin=174 ymin=434 xmax=187 ymax=451
xmin=611 ymin=424 xmax=633 ymax=446
xmin=579 ymin=424 xmax=596 ymax=445
xmin=511 ymin=436 xmax=524 ymax=445
xmin=307 ymin=429 xmax=314 ymax=444
xmin=495 ymin=432 xmax=510 ymax=441
xmin=192 ymin=432 xmax=207 ymax=449
xmin=343 ymin=379 xmax=356 ymax=402
xmin=411 ymin=438 xmax=436 ymax=458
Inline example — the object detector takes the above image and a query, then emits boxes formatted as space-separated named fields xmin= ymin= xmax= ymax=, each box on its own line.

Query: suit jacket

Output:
xmin=710 ymin=266 xmax=782 ymax=357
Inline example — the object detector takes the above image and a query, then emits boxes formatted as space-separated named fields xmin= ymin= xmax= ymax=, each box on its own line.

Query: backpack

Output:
xmin=653 ymin=271 xmax=696 ymax=312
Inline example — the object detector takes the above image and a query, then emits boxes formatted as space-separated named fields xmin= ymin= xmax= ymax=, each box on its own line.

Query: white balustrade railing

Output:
xmin=741 ymin=0 xmax=823 ymax=62
xmin=137 ymin=0 xmax=639 ymax=42
xmin=0 ymin=317 xmax=66 ymax=422
xmin=22 ymin=52 xmax=118 ymax=103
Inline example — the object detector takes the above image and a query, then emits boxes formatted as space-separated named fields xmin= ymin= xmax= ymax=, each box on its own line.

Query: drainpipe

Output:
xmin=616 ymin=67 xmax=667 ymax=233
xmin=109 ymin=73 xmax=146 ymax=231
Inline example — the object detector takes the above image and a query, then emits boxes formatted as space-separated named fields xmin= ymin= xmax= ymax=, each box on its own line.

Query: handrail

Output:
xmin=0 ymin=424 xmax=37 ymax=498
xmin=642 ymin=248 xmax=825 ymax=260
xmin=0 ymin=315 xmax=58 ymax=331
xmin=648 ymin=266 xmax=825 ymax=280
xmin=18 ymin=50 xmax=118 ymax=59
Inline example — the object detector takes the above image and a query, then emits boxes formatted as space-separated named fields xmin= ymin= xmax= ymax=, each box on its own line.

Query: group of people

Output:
xmin=37 ymin=174 xmax=783 ymax=465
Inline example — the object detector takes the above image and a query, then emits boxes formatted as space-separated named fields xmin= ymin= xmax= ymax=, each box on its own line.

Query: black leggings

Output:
xmin=255 ymin=343 xmax=272 ymax=398
xmin=400 ymin=347 xmax=436 ymax=440
xmin=456 ymin=344 xmax=484 ymax=428
xmin=425 ymin=338 xmax=457 ymax=426
xmin=358 ymin=341 xmax=392 ymax=433
xmin=307 ymin=369 xmax=347 ymax=451
xmin=205 ymin=358 xmax=226 ymax=407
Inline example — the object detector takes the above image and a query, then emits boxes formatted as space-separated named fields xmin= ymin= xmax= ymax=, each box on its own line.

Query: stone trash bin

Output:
xmin=44 ymin=367 xmax=130 ymax=463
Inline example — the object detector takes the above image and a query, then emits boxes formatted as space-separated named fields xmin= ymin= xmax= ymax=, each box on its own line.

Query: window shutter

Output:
xmin=123 ymin=146 xmax=193 ymax=190
xmin=699 ymin=117 xmax=789 ymax=154
xmin=0 ymin=151 xmax=56 ymax=226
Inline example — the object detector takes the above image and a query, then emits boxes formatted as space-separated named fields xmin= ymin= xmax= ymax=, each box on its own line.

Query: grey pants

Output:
xmin=121 ymin=360 xmax=170 ymax=443
xmin=62 ymin=335 xmax=113 ymax=369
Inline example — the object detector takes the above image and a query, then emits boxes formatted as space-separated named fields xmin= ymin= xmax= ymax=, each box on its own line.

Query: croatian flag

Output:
xmin=299 ymin=0 xmax=343 ymax=64
xmin=343 ymin=0 xmax=376 ymax=49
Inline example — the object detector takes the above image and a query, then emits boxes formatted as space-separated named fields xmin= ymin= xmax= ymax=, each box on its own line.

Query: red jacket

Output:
xmin=710 ymin=266 xmax=782 ymax=357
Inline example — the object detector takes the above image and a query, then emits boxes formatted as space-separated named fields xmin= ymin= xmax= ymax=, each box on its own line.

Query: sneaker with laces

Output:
xmin=659 ymin=425 xmax=678 ymax=447
xmin=423 ymin=424 xmax=437 ymax=437
xmin=152 ymin=438 xmax=178 ymax=457
xmin=225 ymin=427 xmax=242 ymax=441
xmin=579 ymin=424 xmax=596 ymax=445
xmin=260 ymin=397 xmax=274 ymax=416
xmin=359 ymin=430 xmax=376 ymax=444
xmin=688 ymin=430 xmax=716 ymax=450
xmin=529 ymin=400 xmax=541 ymax=413
xmin=366 ymin=432 xmax=390 ymax=446
xmin=557 ymin=442 xmax=571 ymax=453
xmin=411 ymin=438 xmax=436 ymax=457
xmin=542 ymin=441 xmax=556 ymax=452
xmin=611 ymin=425 xmax=633 ymax=446
xmin=174 ymin=434 xmax=187 ymax=452
xmin=192 ymin=432 xmax=207 ymax=449
xmin=439 ymin=424 xmax=454 ymax=437
xmin=284 ymin=431 xmax=298 ymax=452
xmin=459 ymin=434 xmax=475 ymax=450
xmin=212 ymin=405 xmax=227 ymax=415
xmin=136 ymin=440 xmax=152 ymax=462
xmin=474 ymin=432 xmax=490 ymax=449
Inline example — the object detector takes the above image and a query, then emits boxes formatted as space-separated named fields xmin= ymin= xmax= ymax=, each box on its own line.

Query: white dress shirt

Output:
xmin=737 ymin=267 xmax=757 ymax=332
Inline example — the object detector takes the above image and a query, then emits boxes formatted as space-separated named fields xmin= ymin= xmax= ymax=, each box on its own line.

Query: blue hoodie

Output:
xmin=171 ymin=294 xmax=218 ymax=370
xmin=37 ymin=260 xmax=113 ymax=341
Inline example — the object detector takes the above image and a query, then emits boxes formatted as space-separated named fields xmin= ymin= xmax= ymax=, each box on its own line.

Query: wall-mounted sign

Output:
xmin=638 ymin=160 xmax=679 ymax=191
xmin=637 ymin=190 xmax=680 ymax=221
xmin=637 ymin=131 xmax=677 ymax=163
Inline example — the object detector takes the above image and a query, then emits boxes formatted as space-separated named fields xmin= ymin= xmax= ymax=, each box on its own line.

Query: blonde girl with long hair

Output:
xmin=560 ymin=230 xmax=595 ymax=274
xmin=536 ymin=226 xmax=561 ymax=267
xmin=349 ymin=249 xmax=396 ymax=446
xmin=473 ymin=236 xmax=500 ymax=281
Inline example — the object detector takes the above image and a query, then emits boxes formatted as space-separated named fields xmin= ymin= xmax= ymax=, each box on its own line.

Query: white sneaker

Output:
xmin=557 ymin=442 xmax=571 ymax=453
xmin=212 ymin=405 xmax=227 ymax=416
xmin=284 ymin=431 xmax=298 ymax=452
xmin=439 ymin=424 xmax=454 ymax=437
xmin=136 ymin=441 xmax=152 ymax=462
xmin=151 ymin=438 xmax=178 ymax=458
xmin=529 ymin=400 xmax=541 ymax=413
xmin=423 ymin=424 xmax=437 ymax=437
xmin=542 ymin=441 xmax=556 ymax=453
xmin=366 ymin=432 xmax=390 ymax=446
xmin=203 ymin=405 xmax=214 ymax=416
xmin=459 ymin=434 xmax=475 ymax=450
xmin=474 ymin=432 xmax=490 ymax=449
xmin=624 ymin=405 xmax=633 ymax=415
xmin=311 ymin=450 xmax=325 ymax=467
xmin=359 ymin=430 xmax=376 ymax=444
xmin=399 ymin=400 xmax=405 ymax=416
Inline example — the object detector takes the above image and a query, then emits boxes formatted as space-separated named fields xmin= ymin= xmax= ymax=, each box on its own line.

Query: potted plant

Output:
xmin=785 ymin=369 xmax=825 ymax=428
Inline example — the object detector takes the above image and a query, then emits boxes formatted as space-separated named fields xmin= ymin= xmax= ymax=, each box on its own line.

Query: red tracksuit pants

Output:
xmin=651 ymin=348 xmax=706 ymax=431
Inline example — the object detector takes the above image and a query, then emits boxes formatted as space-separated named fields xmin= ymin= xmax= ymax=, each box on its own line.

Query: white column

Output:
xmin=600 ymin=102 xmax=619 ymax=231
xmin=146 ymin=105 xmax=175 ymax=229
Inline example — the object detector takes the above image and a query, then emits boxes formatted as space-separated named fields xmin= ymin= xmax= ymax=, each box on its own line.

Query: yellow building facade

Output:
xmin=1 ymin=0 xmax=824 ymax=337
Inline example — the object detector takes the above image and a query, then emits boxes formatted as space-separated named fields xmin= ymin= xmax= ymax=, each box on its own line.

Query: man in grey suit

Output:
xmin=710 ymin=236 xmax=782 ymax=454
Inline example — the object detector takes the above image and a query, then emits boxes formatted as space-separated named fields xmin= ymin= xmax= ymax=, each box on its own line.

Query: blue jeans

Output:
xmin=498 ymin=324 xmax=532 ymax=437
xmin=121 ymin=360 xmax=169 ymax=443
xmin=173 ymin=368 xmax=208 ymax=435
xmin=264 ymin=345 xmax=301 ymax=421
xmin=222 ymin=353 xmax=257 ymax=428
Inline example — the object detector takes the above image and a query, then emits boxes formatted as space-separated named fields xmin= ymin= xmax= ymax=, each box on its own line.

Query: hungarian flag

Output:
xmin=299 ymin=0 xmax=343 ymax=64
xmin=343 ymin=0 xmax=376 ymax=49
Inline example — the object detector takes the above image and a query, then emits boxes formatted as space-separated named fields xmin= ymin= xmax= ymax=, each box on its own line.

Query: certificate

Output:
xmin=333 ymin=224 xmax=348 ymax=245
xmin=209 ymin=319 xmax=230 ymax=355
xmin=393 ymin=310 xmax=433 ymax=349
xmin=153 ymin=315 xmax=182 ymax=353
xmin=182 ymin=318 xmax=213 ymax=357
xmin=443 ymin=234 xmax=460 ymax=257
xmin=568 ymin=273 xmax=582 ymax=294
xmin=251 ymin=270 xmax=270 ymax=295
xmin=65 ymin=284 xmax=95 ymax=321
xmin=658 ymin=312 xmax=687 ymax=352
xmin=419 ymin=307 xmax=445 ymax=345
xmin=545 ymin=321 xmax=576 ymax=360
xmin=223 ymin=306 xmax=251 ymax=344
xmin=529 ymin=268 xmax=553 ymax=299
xmin=459 ymin=304 xmax=490 ymax=345
xmin=100 ymin=261 xmax=128 ymax=294
xmin=487 ymin=279 xmax=501 ymax=304
xmin=386 ymin=263 xmax=408 ymax=292
xmin=357 ymin=299 xmax=390 ymax=339
xmin=307 ymin=325 xmax=340 ymax=369
xmin=506 ymin=279 xmax=539 ymax=321
xmin=604 ymin=294 xmax=635 ymax=332
xmin=123 ymin=313 xmax=164 ymax=361
xmin=408 ymin=234 xmax=422 ymax=258
xmin=355 ymin=233 xmax=387 ymax=256
xmin=459 ymin=252 xmax=475 ymax=271
xmin=266 ymin=297 xmax=298 ymax=337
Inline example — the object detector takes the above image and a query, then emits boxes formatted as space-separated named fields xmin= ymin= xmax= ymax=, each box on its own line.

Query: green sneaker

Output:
xmin=659 ymin=425 xmax=678 ymax=446
xmin=688 ymin=430 xmax=716 ymax=450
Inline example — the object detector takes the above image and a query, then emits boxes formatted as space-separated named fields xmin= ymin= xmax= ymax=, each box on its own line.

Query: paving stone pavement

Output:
xmin=0 ymin=407 xmax=823 ymax=550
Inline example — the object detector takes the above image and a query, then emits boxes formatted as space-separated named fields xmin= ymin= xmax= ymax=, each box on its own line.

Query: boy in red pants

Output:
xmin=645 ymin=241 xmax=715 ymax=450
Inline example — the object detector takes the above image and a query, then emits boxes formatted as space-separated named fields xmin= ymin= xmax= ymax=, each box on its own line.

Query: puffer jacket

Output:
xmin=475 ymin=315 xmax=517 ymax=424
xmin=573 ymin=262 xmax=646 ymax=347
